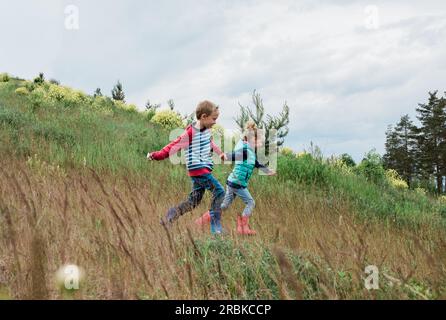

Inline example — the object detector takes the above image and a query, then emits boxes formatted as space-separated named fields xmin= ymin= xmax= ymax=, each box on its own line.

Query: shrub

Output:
xmin=278 ymin=152 xmax=329 ymax=186
xmin=414 ymin=187 xmax=427 ymax=196
xmin=385 ymin=169 xmax=408 ymax=190
xmin=280 ymin=147 xmax=294 ymax=156
xmin=150 ymin=109 xmax=184 ymax=130
xmin=28 ymin=87 xmax=47 ymax=111
xmin=143 ymin=109 xmax=156 ymax=122
xmin=114 ymin=101 xmax=138 ymax=113
xmin=355 ymin=149 xmax=386 ymax=185
xmin=0 ymin=73 xmax=10 ymax=82
xmin=33 ymin=72 xmax=45 ymax=84
xmin=47 ymin=84 xmax=66 ymax=101
xmin=47 ymin=84 xmax=87 ymax=108
xmin=340 ymin=153 xmax=356 ymax=167
xmin=25 ymin=81 xmax=36 ymax=92
xmin=15 ymin=87 xmax=29 ymax=95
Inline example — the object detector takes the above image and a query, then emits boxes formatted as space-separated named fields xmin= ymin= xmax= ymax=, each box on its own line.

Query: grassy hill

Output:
xmin=0 ymin=73 xmax=445 ymax=299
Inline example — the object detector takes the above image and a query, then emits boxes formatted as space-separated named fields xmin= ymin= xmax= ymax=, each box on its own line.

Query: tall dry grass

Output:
xmin=0 ymin=156 xmax=445 ymax=299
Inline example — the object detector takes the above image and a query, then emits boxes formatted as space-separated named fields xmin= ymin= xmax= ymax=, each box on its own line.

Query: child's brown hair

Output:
xmin=196 ymin=100 xmax=219 ymax=119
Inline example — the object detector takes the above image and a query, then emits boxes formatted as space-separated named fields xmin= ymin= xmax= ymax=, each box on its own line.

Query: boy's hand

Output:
xmin=147 ymin=152 xmax=154 ymax=160
xmin=267 ymin=170 xmax=276 ymax=176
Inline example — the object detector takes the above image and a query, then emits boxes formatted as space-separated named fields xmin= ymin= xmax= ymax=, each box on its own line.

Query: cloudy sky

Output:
xmin=1 ymin=0 xmax=445 ymax=161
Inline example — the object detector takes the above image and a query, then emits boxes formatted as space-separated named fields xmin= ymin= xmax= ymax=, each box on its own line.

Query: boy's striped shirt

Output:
xmin=150 ymin=124 xmax=223 ymax=176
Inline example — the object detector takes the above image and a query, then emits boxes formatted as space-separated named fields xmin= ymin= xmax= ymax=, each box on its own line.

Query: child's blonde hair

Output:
xmin=242 ymin=121 xmax=264 ymax=142
xmin=196 ymin=100 xmax=219 ymax=119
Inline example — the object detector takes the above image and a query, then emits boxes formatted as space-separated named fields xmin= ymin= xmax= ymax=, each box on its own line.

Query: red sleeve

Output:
xmin=211 ymin=139 xmax=223 ymax=156
xmin=151 ymin=126 xmax=193 ymax=160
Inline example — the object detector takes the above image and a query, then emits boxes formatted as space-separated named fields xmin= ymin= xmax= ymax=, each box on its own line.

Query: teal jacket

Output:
xmin=226 ymin=140 xmax=270 ymax=188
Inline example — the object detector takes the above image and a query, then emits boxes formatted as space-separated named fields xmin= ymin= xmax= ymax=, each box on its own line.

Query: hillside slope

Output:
xmin=0 ymin=74 xmax=445 ymax=299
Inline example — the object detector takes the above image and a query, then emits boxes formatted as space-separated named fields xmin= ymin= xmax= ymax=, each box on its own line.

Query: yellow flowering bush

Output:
xmin=280 ymin=147 xmax=294 ymax=156
xmin=0 ymin=73 xmax=10 ymax=82
xmin=151 ymin=109 xmax=184 ymax=130
xmin=15 ymin=87 xmax=29 ymax=95
xmin=29 ymin=87 xmax=47 ymax=108
xmin=115 ymin=101 xmax=138 ymax=113
xmin=414 ymin=187 xmax=427 ymax=196
xmin=385 ymin=169 xmax=408 ymax=190
xmin=47 ymin=84 xmax=87 ymax=106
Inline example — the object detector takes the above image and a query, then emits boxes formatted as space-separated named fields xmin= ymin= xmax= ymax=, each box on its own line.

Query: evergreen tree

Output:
xmin=145 ymin=100 xmax=160 ymax=111
xmin=340 ymin=153 xmax=356 ymax=167
xmin=111 ymin=81 xmax=125 ymax=102
xmin=33 ymin=72 xmax=45 ymax=84
xmin=234 ymin=90 xmax=289 ymax=154
xmin=383 ymin=115 xmax=417 ymax=187
xmin=415 ymin=91 xmax=446 ymax=193
xmin=94 ymin=88 xmax=102 ymax=97
xmin=167 ymin=99 xmax=175 ymax=110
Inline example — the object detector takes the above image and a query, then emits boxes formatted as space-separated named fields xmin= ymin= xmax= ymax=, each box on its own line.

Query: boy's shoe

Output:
xmin=194 ymin=211 xmax=211 ymax=226
xmin=210 ymin=211 xmax=223 ymax=234
xmin=160 ymin=207 xmax=179 ymax=226
xmin=237 ymin=215 xmax=256 ymax=235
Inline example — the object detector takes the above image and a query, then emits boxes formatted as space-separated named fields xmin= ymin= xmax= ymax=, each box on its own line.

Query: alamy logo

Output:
xmin=56 ymin=264 xmax=83 ymax=290
xmin=64 ymin=5 xmax=79 ymax=30
xmin=167 ymin=128 xmax=278 ymax=174
xmin=364 ymin=5 xmax=380 ymax=30
xmin=364 ymin=265 xmax=379 ymax=290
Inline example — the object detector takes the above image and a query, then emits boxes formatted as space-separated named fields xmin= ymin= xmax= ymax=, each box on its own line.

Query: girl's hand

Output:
xmin=220 ymin=153 xmax=228 ymax=161
xmin=147 ymin=152 xmax=154 ymax=160
xmin=267 ymin=170 xmax=276 ymax=176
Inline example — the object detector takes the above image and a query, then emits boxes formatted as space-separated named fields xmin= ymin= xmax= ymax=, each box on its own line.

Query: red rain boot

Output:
xmin=237 ymin=215 xmax=256 ymax=235
xmin=194 ymin=211 xmax=211 ymax=226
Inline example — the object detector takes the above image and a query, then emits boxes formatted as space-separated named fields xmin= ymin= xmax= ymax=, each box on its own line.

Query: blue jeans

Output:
xmin=221 ymin=185 xmax=255 ymax=217
xmin=176 ymin=174 xmax=225 ymax=233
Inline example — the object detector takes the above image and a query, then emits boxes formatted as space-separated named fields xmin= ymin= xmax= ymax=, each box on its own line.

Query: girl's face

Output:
xmin=246 ymin=132 xmax=265 ymax=148
xmin=254 ymin=137 xmax=265 ymax=148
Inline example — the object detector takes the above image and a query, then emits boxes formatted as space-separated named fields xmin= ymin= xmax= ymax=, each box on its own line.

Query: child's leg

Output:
xmin=195 ymin=184 xmax=233 ymax=227
xmin=177 ymin=176 xmax=207 ymax=215
xmin=205 ymin=175 xmax=225 ymax=233
xmin=162 ymin=176 xmax=206 ymax=224
xmin=234 ymin=187 xmax=256 ymax=235
xmin=234 ymin=188 xmax=255 ymax=217
xmin=220 ymin=185 xmax=236 ymax=211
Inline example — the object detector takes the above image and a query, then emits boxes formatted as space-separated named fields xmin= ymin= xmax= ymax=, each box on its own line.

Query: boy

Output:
xmin=147 ymin=101 xmax=227 ymax=234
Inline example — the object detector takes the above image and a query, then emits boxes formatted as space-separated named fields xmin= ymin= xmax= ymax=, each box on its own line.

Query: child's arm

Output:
xmin=225 ymin=149 xmax=247 ymax=162
xmin=149 ymin=126 xmax=192 ymax=161
xmin=255 ymin=160 xmax=276 ymax=175
xmin=211 ymin=139 xmax=227 ymax=161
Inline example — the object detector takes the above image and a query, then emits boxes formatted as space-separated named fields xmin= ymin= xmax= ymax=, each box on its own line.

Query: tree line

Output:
xmin=384 ymin=91 xmax=446 ymax=194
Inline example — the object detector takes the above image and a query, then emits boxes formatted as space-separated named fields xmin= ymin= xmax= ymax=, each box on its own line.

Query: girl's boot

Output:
xmin=237 ymin=215 xmax=256 ymax=235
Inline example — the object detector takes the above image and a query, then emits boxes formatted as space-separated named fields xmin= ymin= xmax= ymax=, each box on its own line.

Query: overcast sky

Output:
xmin=1 ymin=0 xmax=445 ymax=161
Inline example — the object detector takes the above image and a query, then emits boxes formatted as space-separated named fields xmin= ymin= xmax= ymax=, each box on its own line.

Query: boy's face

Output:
xmin=200 ymin=110 xmax=219 ymax=128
